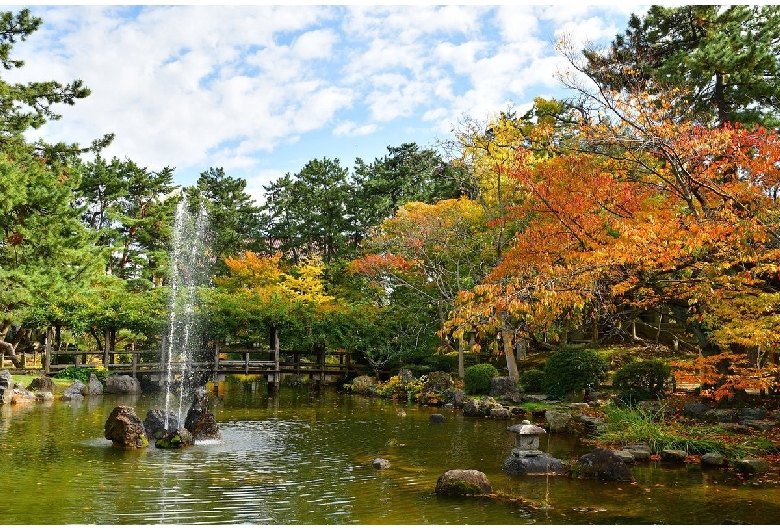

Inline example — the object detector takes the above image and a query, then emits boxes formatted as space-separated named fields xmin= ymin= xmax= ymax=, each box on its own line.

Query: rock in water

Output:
xmin=87 ymin=373 xmax=103 ymax=395
xmin=104 ymin=406 xmax=149 ymax=449
xmin=574 ymin=448 xmax=634 ymax=482
xmin=143 ymin=409 xmax=180 ymax=441
xmin=105 ymin=375 xmax=142 ymax=395
xmin=435 ymin=469 xmax=492 ymax=496
xmin=184 ymin=388 xmax=221 ymax=440
xmin=0 ymin=370 xmax=13 ymax=404
xmin=155 ymin=428 xmax=194 ymax=449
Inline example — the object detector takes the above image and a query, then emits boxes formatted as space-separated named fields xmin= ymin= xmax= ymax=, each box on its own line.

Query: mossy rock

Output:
xmin=435 ymin=469 xmax=492 ymax=496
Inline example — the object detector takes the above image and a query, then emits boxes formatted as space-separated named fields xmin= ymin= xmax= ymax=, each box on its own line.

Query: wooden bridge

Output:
xmin=31 ymin=344 xmax=356 ymax=391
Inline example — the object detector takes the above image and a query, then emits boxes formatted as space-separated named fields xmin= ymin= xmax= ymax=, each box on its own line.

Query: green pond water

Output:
xmin=1 ymin=380 xmax=779 ymax=525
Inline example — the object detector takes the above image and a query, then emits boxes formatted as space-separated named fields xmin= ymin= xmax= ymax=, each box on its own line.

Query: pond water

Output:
xmin=1 ymin=380 xmax=778 ymax=525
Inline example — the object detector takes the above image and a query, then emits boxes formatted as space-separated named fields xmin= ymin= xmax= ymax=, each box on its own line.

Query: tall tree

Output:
xmin=581 ymin=5 xmax=780 ymax=127
xmin=260 ymin=158 xmax=352 ymax=265
xmin=0 ymin=9 xmax=109 ymax=365
xmin=78 ymin=156 xmax=177 ymax=290
xmin=186 ymin=167 xmax=264 ymax=275
xmin=350 ymin=143 xmax=464 ymax=245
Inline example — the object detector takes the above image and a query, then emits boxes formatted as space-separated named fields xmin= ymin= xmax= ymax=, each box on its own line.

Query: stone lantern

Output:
xmin=503 ymin=419 xmax=566 ymax=476
xmin=507 ymin=420 xmax=546 ymax=454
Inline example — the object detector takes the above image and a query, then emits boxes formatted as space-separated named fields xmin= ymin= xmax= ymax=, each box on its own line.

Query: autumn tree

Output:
xmin=351 ymin=197 xmax=497 ymax=377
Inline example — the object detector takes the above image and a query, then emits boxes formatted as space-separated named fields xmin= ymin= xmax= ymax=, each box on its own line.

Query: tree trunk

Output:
xmin=458 ymin=338 xmax=465 ymax=379
xmin=500 ymin=319 xmax=519 ymax=381
xmin=0 ymin=340 xmax=22 ymax=369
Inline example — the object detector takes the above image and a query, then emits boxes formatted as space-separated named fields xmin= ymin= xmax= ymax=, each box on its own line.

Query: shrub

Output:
xmin=55 ymin=365 xmax=110 ymax=385
xmin=542 ymin=349 xmax=607 ymax=399
xmin=464 ymin=363 xmax=499 ymax=395
xmin=612 ymin=359 xmax=672 ymax=403
xmin=519 ymin=369 xmax=545 ymax=392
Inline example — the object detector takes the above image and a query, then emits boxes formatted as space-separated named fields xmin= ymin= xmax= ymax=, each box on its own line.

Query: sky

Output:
xmin=7 ymin=4 xmax=644 ymax=203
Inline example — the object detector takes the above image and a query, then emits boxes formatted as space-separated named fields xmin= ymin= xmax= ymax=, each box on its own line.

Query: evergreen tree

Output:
xmin=0 ymin=9 xmax=108 ymax=365
xmin=582 ymin=5 xmax=780 ymax=127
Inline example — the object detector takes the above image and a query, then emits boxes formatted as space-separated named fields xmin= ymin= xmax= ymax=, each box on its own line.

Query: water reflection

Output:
xmin=0 ymin=385 xmax=778 ymax=524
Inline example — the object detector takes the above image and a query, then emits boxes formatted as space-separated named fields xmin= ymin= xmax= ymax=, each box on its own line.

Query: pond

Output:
xmin=1 ymin=379 xmax=778 ymax=525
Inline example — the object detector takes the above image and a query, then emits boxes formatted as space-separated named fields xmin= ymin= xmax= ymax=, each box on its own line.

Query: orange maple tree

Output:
xmin=447 ymin=86 xmax=780 ymax=397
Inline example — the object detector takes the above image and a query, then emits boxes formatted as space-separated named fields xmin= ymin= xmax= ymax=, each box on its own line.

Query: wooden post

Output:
xmin=132 ymin=351 xmax=138 ymax=379
xmin=245 ymin=350 xmax=250 ymax=375
xmin=315 ymin=344 xmax=325 ymax=391
xmin=44 ymin=326 xmax=52 ymax=374
xmin=268 ymin=326 xmax=280 ymax=395
xmin=103 ymin=329 xmax=110 ymax=367
xmin=213 ymin=340 xmax=220 ymax=373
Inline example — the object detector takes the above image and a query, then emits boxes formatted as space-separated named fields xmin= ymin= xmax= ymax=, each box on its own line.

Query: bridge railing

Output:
xmin=45 ymin=347 xmax=352 ymax=379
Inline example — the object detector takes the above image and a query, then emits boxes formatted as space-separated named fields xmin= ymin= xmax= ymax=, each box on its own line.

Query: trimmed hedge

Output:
xmin=464 ymin=363 xmax=499 ymax=395
xmin=542 ymin=349 xmax=607 ymax=399
xmin=612 ymin=359 xmax=672 ymax=403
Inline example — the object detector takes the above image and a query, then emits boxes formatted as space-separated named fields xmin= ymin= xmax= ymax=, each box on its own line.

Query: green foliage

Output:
xmin=186 ymin=167 xmax=265 ymax=275
xmin=584 ymin=4 xmax=780 ymax=127
xmin=260 ymin=157 xmax=352 ymax=264
xmin=541 ymin=349 xmax=607 ymax=399
xmin=612 ymin=359 xmax=672 ymax=403
xmin=597 ymin=403 xmax=775 ymax=459
xmin=518 ymin=368 xmax=545 ymax=392
xmin=55 ymin=365 xmax=110 ymax=385
xmin=464 ymin=363 xmax=498 ymax=395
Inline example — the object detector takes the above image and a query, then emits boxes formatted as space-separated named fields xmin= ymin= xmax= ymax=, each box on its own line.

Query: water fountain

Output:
xmin=162 ymin=198 xmax=211 ymax=432
xmin=104 ymin=196 xmax=220 ymax=449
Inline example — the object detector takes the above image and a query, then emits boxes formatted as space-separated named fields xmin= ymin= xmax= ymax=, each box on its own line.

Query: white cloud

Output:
xmin=4 ymin=4 xmax=633 ymax=194
xmin=333 ymin=121 xmax=378 ymax=137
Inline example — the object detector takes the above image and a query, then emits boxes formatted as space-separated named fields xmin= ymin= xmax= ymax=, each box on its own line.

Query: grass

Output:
xmin=596 ymin=401 xmax=779 ymax=459
xmin=8 ymin=374 xmax=75 ymax=394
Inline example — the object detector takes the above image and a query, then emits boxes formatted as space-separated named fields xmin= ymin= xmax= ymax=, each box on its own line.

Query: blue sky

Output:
xmin=8 ymin=4 xmax=643 ymax=203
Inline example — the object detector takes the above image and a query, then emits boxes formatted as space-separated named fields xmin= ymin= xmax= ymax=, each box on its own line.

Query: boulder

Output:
xmin=62 ymin=380 xmax=86 ymax=400
xmin=429 ymin=413 xmax=446 ymax=424
xmin=398 ymin=368 xmax=415 ymax=385
xmin=435 ymin=469 xmax=492 ymax=496
xmin=462 ymin=396 xmax=501 ymax=417
xmin=104 ymin=406 xmax=149 ymax=449
xmin=740 ymin=408 xmax=767 ymax=421
xmin=35 ymin=391 xmax=54 ymax=401
xmin=105 ymin=375 xmax=142 ymax=395
xmin=490 ymin=376 xmax=520 ymax=401
xmin=143 ymin=409 xmax=181 ymax=441
xmin=184 ymin=388 xmax=221 ymax=440
xmin=576 ymin=414 xmax=606 ymax=434
xmin=372 ymin=458 xmax=391 ymax=470
xmin=544 ymin=409 xmax=573 ymax=433
xmin=489 ymin=407 xmax=512 ymax=420
xmin=502 ymin=449 xmax=567 ymax=476
xmin=703 ymin=409 xmax=739 ymax=424
xmin=155 ymin=428 xmax=194 ymax=449
xmin=733 ymin=459 xmax=769 ymax=474
xmin=27 ymin=376 xmax=55 ymax=393
xmin=0 ymin=370 xmax=13 ymax=404
xmin=660 ymin=449 xmax=687 ymax=462
xmin=612 ymin=450 xmax=635 ymax=464
xmin=623 ymin=443 xmax=652 ymax=461
xmin=683 ymin=402 xmax=709 ymax=418
xmin=424 ymin=371 xmax=454 ymax=392
xmin=573 ymin=448 xmax=634 ymax=482
xmin=442 ymin=388 xmax=466 ymax=408
xmin=701 ymin=453 xmax=727 ymax=467
xmin=86 ymin=373 xmax=103 ymax=395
